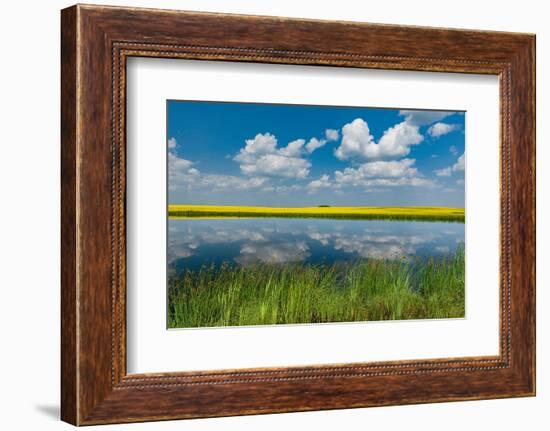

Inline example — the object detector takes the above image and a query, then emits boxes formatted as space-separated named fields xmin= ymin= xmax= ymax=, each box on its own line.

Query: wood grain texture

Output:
xmin=60 ymin=4 xmax=536 ymax=425
xmin=60 ymin=5 xmax=78 ymax=425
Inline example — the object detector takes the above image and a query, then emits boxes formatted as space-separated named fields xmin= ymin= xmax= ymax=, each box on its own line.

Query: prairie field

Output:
xmin=168 ymin=204 xmax=465 ymax=222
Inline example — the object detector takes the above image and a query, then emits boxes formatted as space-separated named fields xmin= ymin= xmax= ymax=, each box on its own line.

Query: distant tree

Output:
xmin=318 ymin=204 xmax=331 ymax=207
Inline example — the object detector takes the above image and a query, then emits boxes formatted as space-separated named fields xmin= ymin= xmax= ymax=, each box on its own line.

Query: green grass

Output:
xmin=168 ymin=247 xmax=465 ymax=328
xmin=168 ymin=204 xmax=465 ymax=222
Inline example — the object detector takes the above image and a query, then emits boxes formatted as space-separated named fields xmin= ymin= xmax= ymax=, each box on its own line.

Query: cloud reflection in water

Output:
xmin=168 ymin=218 xmax=464 ymax=269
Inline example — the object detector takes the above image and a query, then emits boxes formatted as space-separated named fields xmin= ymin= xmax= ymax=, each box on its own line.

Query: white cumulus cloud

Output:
xmin=325 ymin=128 xmax=339 ymax=141
xmin=235 ymin=133 xmax=278 ymax=162
xmin=305 ymin=137 xmax=326 ymax=153
xmin=234 ymin=133 xmax=312 ymax=179
xmin=334 ymin=118 xmax=423 ymax=161
xmin=433 ymin=153 xmax=465 ymax=178
xmin=169 ymin=138 xmax=271 ymax=192
xmin=453 ymin=153 xmax=465 ymax=172
xmin=304 ymin=129 xmax=339 ymax=154
xmin=427 ymin=122 xmax=460 ymax=138
xmin=306 ymin=174 xmax=332 ymax=193
xmin=168 ymin=139 xmax=200 ymax=190
xmin=435 ymin=167 xmax=452 ymax=177
xmin=240 ymin=153 xmax=310 ymax=179
xmin=334 ymin=158 xmax=434 ymax=188
xmin=279 ymin=139 xmax=306 ymax=157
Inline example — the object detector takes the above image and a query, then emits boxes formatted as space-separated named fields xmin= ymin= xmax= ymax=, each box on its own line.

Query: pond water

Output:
xmin=168 ymin=218 xmax=464 ymax=272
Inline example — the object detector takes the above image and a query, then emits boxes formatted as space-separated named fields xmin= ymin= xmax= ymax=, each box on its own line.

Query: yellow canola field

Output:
xmin=168 ymin=205 xmax=465 ymax=221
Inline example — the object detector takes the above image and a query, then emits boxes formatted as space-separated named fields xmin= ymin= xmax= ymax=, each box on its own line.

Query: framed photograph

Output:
xmin=61 ymin=4 xmax=536 ymax=425
xmin=164 ymin=101 xmax=466 ymax=330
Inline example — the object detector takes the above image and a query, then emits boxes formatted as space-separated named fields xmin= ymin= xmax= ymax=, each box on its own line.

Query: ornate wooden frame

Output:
xmin=61 ymin=4 xmax=536 ymax=425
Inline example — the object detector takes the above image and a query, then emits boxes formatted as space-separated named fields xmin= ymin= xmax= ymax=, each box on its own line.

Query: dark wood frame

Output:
xmin=61 ymin=4 xmax=536 ymax=426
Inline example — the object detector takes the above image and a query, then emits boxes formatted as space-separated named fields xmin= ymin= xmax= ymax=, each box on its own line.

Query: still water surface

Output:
xmin=168 ymin=218 xmax=464 ymax=272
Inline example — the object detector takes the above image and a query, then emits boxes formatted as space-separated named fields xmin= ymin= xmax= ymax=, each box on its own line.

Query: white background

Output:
xmin=127 ymin=59 xmax=499 ymax=373
xmin=0 ymin=0 xmax=547 ymax=430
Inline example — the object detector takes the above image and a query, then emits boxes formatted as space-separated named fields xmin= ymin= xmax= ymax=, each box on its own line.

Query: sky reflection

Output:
xmin=168 ymin=218 xmax=464 ymax=272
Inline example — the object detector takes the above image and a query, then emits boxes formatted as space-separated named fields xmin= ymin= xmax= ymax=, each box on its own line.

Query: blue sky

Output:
xmin=167 ymin=101 xmax=465 ymax=207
